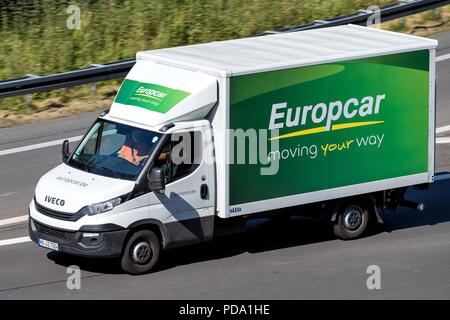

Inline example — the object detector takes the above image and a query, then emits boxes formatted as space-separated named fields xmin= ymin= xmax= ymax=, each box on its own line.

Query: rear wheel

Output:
xmin=333 ymin=201 xmax=369 ymax=240
xmin=120 ymin=230 xmax=160 ymax=275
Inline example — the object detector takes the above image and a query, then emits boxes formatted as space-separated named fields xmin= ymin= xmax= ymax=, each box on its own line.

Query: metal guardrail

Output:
xmin=259 ymin=0 xmax=450 ymax=35
xmin=0 ymin=59 xmax=135 ymax=99
xmin=0 ymin=0 xmax=449 ymax=99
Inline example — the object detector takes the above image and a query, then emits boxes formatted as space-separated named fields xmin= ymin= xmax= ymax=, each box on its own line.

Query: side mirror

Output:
xmin=148 ymin=167 xmax=165 ymax=193
xmin=62 ymin=139 xmax=70 ymax=162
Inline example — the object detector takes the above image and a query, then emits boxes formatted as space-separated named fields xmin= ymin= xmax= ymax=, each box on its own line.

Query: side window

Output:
xmin=171 ymin=131 xmax=202 ymax=181
xmin=83 ymin=135 xmax=97 ymax=155
xmin=154 ymin=141 xmax=172 ymax=183
xmin=77 ymin=122 xmax=101 ymax=156
xmin=153 ymin=131 xmax=202 ymax=184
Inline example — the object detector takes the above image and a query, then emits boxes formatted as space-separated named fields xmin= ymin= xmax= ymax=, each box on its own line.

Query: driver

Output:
xmin=117 ymin=129 xmax=150 ymax=166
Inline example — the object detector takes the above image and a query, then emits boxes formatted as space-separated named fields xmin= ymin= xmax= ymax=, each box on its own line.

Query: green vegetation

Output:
xmin=0 ymin=0 xmax=446 ymax=118
xmin=384 ymin=5 xmax=449 ymax=35
xmin=0 ymin=0 xmax=392 ymax=80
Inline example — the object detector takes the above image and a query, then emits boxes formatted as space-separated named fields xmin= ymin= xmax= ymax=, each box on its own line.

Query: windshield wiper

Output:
xmin=74 ymin=154 xmax=120 ymax=179
xmin=73 ymin=157 xmax=90 ymax=172
xmin=90 ymin=162 xmax=120 ymax=179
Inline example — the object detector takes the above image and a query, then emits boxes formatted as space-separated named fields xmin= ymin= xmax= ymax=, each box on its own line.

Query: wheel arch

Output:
xmin=127 ymin=219 xmax=170 ymax=250
xmin=329 ymin=194 xmax=383 ymax=224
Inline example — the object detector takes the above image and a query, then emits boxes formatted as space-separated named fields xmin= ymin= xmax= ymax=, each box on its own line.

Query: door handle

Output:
xmin=200 ymin=184 xmax=208 ymax=199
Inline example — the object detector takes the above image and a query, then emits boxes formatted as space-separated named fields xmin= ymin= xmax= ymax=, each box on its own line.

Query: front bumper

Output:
xmin=29 ymin=217 xmax=128 ymax=258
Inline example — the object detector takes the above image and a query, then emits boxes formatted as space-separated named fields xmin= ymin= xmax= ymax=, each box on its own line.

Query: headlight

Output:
xmin=80 ymin=196 xmax=122 ymax=216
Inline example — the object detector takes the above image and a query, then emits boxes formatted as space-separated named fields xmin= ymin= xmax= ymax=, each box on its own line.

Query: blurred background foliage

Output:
xmin=0 ymin=0 xmax=394 ymax=79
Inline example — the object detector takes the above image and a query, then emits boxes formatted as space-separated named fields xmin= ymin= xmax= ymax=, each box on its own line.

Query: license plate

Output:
xmin=38 ymin=238 xmax=59 ymax=251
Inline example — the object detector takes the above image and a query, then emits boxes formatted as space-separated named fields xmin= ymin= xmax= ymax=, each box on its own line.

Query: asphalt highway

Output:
xmin=0 ymin=30 xmax=449 ymax=299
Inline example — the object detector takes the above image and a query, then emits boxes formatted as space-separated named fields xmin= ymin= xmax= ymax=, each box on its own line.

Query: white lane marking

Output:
xmin=436 ymin=125 xmax=450 ymax=134
xmin=0 ymin=236 xmax=31 ymax=247
xmin=0 ymin=215 xmax=28 ymax=227
xmin=0 ymin=135 xmax=82 ymax=156
xmin=436 ymin=137 xmax=450 ymax=144
xmin=0 ymin=192 xmax=16 ymax=197
xmin=437 ymin=53 xmax=450 ymax=62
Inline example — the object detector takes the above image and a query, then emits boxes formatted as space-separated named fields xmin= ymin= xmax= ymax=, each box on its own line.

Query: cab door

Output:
xmin=147 ymin=120 xmax=215 ymax=246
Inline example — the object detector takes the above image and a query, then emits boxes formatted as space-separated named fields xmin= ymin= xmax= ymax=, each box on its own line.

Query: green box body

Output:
xmin=229 ymin=50 xmax=431 ymax=207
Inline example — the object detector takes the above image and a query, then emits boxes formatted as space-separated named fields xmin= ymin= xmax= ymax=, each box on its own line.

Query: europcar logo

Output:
xmin=114 ymin=79 xmax=191 ymax=113
xmin=268 ymin=94 xmax=386 ymax=140
xmin=135 ymin=86 xmax=168 ymax=101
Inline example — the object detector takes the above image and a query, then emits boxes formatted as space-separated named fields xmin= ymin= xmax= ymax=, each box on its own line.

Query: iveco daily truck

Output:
xmin=29 ymin=25 xmax=437 ymax=274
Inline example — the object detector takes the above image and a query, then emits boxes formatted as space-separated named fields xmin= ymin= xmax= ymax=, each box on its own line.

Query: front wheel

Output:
xmin=333 ymin=202 xmax=369 ymax=240
xmin=120 ymin=230 xmax=160 ymax=275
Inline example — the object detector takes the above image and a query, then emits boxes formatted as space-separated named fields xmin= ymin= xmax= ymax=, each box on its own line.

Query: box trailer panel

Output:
xmin=137 ymin=25 xmax=437 ymax=77
xmin=228 ymin=49 xmax=432 ymax=212
xmin=132 ymin=25 xmax=436 ymax=218
xmin=234 ymin=172 xmax=429 ymax=216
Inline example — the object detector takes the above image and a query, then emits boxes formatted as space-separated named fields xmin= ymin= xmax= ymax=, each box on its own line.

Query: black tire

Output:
xmin=333 ymin=201 xmax=369 ymax=240
xmin=120 ymin=230 xmax=160 ymax=275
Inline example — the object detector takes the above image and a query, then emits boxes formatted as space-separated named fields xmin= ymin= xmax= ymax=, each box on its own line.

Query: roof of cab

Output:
xmin=136 ymin=24 xmax=437 ymax=77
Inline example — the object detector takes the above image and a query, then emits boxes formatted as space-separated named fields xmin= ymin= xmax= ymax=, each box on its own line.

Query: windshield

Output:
xmin=68 ymin=119 xmax=162 ymax=180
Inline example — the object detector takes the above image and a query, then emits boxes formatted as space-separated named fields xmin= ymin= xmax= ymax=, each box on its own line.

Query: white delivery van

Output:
xmin=29 ymin=25 xmax=437 ymax=274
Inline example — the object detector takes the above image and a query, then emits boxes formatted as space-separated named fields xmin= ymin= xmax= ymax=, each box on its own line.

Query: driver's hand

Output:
xmin=158 ymin=152 xmax=170 ymax=161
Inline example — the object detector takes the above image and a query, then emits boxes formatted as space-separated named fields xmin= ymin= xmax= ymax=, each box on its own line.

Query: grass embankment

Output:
xmin=0 ymin=1 xmax=448 ymax=128
xmin=382 ymin=4 xmax=450 ymax=36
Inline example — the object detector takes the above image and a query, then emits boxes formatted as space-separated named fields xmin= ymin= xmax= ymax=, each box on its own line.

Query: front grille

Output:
xmin=34 ymin=200 xmax=83 ymax=222
xmin=33 ymin=220 xmax=75 ymax=242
